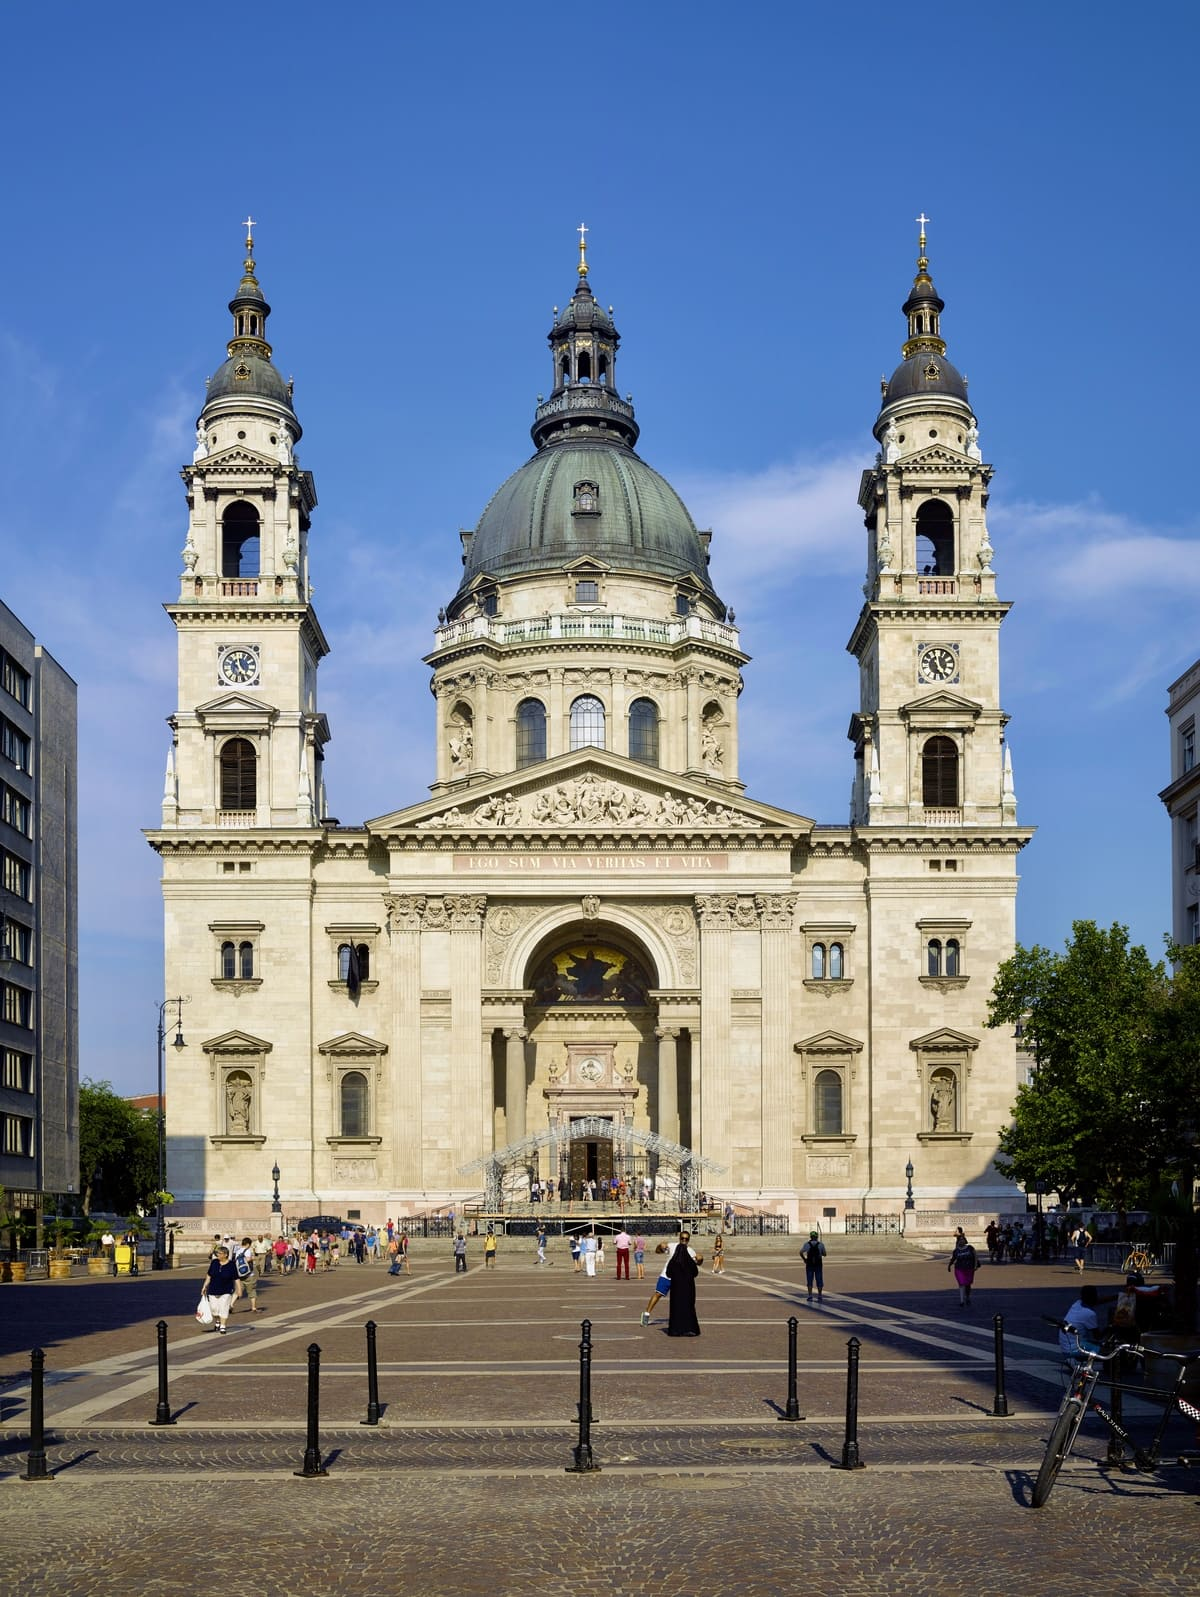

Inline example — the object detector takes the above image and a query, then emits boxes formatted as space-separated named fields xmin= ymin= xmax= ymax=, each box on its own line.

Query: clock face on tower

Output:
xmin=917 ymin=644 xmax=958 ymax=685
xmin=219 ymin=647 xmax=260 ymax=686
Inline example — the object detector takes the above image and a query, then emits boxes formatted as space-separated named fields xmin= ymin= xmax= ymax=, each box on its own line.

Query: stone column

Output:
xmin=504 ymin=1027 xmax=528 ymax=1145
xmin=655 ymin=1026 xmax=680 ymax=1145
xmin=445 ymin=895 xmax=487 ymax=1171
xmin=757 ymin=893 xmax=797 ymax=1189
xmin=696 ymin=894 xmax=735 ymax=1174
xmin=385 ymin=894 xmax=425 ymax=1190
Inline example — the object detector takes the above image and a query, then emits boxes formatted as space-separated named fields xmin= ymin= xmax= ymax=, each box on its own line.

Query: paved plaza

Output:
xmin=0 ymin=1235 xmax=1195 ymax=1595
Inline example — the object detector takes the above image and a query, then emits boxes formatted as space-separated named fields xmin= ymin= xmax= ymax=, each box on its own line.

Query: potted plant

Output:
xmin=49 ymin=1221 xmax=75 ymax=1279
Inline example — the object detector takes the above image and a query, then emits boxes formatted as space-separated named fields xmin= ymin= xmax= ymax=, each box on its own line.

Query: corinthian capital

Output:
xmin=755 ymin=892 xmax=798 ymax=930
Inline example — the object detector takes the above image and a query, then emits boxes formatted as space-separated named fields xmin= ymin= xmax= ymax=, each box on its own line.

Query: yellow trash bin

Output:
xmin=114 ymin=1243 xmax=133 ymax=1275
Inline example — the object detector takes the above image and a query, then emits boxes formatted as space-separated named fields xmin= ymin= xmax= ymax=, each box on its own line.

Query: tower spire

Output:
xmin=901 ymin=211 xmax=946 ymax=360
xmin=227 ymin=216 xmax=273 ymax=363
xmin=577 ymin=220 xmax=589 ymax=278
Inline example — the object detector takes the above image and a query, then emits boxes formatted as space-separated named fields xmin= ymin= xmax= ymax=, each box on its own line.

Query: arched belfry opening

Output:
xmin=487 ymin=921 xmax=695 ymax=1200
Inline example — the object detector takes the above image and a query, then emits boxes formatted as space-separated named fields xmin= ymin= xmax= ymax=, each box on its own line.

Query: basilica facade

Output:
xmin=149 ymin=224 xmax=1031 ymax=1227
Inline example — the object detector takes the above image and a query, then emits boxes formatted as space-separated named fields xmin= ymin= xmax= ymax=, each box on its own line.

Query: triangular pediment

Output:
xmin=899 ymin=688 xmax=981 ymax=719
xmin=202 ymin=1029 xmax=274 ymax=1055
xmin=899 ymin=444 xmax=973 ymax=470
xmin=368 ymin=748 xmax=812 ymax=838
xmin=317 ymin=1030 xmax=388 ymax=1057
xmin=196 ymin=444 xmax=282 ymax=471
xmin=794 ymin=1030 xmax=864 ymax=1054
xmin=909 ymin=1026 xmax=979 ymax=1052
xmin=196 ymin=691 xmax=279 ymax=717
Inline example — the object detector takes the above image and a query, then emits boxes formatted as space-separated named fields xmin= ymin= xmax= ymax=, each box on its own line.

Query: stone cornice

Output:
xmin=146 ymin=830 xmax=325 ymax=858
xmin=854 ymin=828 xmax=1034 ymax=854
xmin=166 ymin=603 xmax=330 ymax=660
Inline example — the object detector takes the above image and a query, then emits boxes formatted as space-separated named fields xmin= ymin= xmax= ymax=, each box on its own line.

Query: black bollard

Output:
xmin=149 ymin=1320 xmax=176 ymax=1427
xmin=294 ymin=1342 xmax=329 ymax=1477
xmin=778 ymin=1316 xmax=806 ymax=1421
xmin=566 ymin=1318 xmax=600 ymax=1473
xmin=990 ymin=1314 xmax=1010 ymax=1418
xmin=361 ymin=1319 xmax=381 ymax=1426
xmin=20 ymin=1348 xmax=52 ymax=1482
xmin=831 ymin=1336 xmax=865 ymax=1470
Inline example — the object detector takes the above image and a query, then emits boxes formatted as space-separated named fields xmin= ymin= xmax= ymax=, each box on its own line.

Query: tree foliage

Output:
xmin=987 ymin=921 xmax=1180 ymax=1213
xmin=78 ymin=1079 xmax=159 ymax=1216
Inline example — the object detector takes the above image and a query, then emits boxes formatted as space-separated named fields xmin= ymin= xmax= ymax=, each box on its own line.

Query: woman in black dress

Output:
xmin=665 ymin=1233 xmax=702 ymax=1336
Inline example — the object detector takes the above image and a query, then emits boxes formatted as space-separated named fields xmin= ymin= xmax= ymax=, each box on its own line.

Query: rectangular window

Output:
xmin=2 ymin=1048 xmax=31 ymax=1091
xmin=1 ymin=917 xmax=32 ymax=965
xmin=575 ymin=579 xmax=599 ymax=605
xmin=2 ymin=1113 xmax=32 ymax=1156
xmin=1 ymin=653 xmax=31 ymax=708
xmin=1189 ymin=904 xmax=1200 ymax=946
xmin=0 ymin=718 xmax=31 ymax=772
xmin=1 ymin=783 xmax=31 ymax=836
xmin=1 ymin=982 xmax=32 ymax=1027
xmin=2 ymin=851 xmax=31 ymax=899
xmin=1183 ymin=724 xmax=1196 ymax=774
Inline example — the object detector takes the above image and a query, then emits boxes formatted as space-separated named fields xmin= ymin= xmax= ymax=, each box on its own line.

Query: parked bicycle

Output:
xmin=1032 ymin=1317 xmax=1200 ymax=1508
xmin=1122 ymin=1246 xmax=1155 ymax=1276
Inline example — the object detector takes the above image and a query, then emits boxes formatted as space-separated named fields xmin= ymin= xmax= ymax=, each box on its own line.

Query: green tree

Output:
xmin=78 ymin=1079 xmax=159 ymax=1216
xmin=986 ymin=922 xmax=1169 ymax=1217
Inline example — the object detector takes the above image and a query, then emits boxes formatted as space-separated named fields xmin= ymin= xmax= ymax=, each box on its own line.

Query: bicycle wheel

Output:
xmin=1032 ymin=1396 xmax=1085 ymax=1508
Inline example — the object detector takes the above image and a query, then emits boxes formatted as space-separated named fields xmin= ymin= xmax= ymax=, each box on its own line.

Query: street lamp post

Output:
xmin=271 ymin=1162 xmax=282 ymax=1217
xmin=904 ymin=1159 xmax=915 ymax=1212
xmin=153 ymin=997 xmax=188 ymax=1271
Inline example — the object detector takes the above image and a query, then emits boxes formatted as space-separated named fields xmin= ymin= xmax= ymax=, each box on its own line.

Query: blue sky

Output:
xmin=1 ymin=4 xmax=1196 ymax=1095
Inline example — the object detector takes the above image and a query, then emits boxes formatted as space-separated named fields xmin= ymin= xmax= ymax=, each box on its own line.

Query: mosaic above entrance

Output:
xmin=531 ymin=944 xmax=651 ymax=1007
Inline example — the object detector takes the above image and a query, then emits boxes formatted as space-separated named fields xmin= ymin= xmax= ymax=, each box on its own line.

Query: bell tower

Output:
xmin=163 ymin=222 xmax=330 ymax=830
xmin=847 ymin=219 xmax=1016 ymax=829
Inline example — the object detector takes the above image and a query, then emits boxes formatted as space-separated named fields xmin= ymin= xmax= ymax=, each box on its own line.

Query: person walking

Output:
xmin=484 ymin=1228 xmax=498 ymax=1269
xmin=1071 ymin=1224 xmax=1093 ymax=1273
xmin=453 ymin=1232 xmax=468 ymax=1273
xmin=948 ymin=1228 xmax=978 ymax=1306
xmin=711 ymin=1232 xmax=725 ymax=1275
xmin=801 ymin=1231 xmax=825 ymax=1302
xmin=201 ymin=1246 xmax=238 ymax=1334
xmin=583 ymin=1232 xmax=597 ymax=1277
xmin=398 ymin=1230 xmax=410 ymax=1273
xmin=633 ymin=1234 xmax=646 ymax=1280
xmin=233 ymin=1236 xmax=263 ymax=1314
xmin=536 ymin=1225 xmax=547 ymax=1266
xmin=665 ymin=1232 xmax=703 ymax=1337
xmin=570 ymin=1233 xmax=582 ymax=1272
xmin=614 ymin=1227 xmax=631 ymax=1280
xmin=387 ymin=1235 xmax=403 ymax=1275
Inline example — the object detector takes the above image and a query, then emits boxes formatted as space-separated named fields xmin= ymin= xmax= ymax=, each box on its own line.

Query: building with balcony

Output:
xmin=0 ymin=599 xmax=78 ymax=1224
xmin=148 ymin=224 xmax=1031 ymax=1227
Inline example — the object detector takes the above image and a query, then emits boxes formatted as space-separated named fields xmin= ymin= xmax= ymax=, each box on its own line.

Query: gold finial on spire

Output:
xmin=577 ymin=220 xmax=589 ymax=277
xmin=915 ymin=211 xmax=930 ymax=271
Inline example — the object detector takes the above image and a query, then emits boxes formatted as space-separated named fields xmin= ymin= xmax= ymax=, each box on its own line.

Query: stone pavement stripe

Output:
xmin=731 ymin=1266 xmax=1064 ymax=1388
xmin=46 ymin=1268 xmax=453 ymax=1424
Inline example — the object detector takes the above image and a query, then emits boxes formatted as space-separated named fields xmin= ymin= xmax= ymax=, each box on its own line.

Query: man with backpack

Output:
xmin=233 ymin=1236 xmax=263 ymax=1313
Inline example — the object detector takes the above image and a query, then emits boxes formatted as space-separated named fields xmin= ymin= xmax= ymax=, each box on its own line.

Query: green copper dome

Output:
xmin=460 ymin=439 xmax=716 ymax=594
xmin=454 ymin=247 xmax=720 ymax=611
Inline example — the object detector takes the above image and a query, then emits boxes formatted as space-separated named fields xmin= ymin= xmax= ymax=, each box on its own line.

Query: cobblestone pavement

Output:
xmin=1 ymin=1244 xmax=1196 ymax=1593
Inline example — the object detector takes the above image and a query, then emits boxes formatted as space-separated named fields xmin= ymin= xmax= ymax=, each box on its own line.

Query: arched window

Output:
xmin=628 ymin=698 xmax=659 ymax=766
xmin=927 ymin=938 xmax=943 ymax=977
xmin=221 ymin=941 xmax=236 ymax=979
xmin=570 ymin=695 xmax=605 ymax=751
xmin=577 ymin=350 xmax=592 ymax=383
xmin=515 ymin=699 xmax=547 ymax=768
xmin=219 ymin=738 xmax=256 ymax=811
xmin=221 ymin=501 xmax=260 ymax=578
xmin=561 ymin=357 xmax=570 ymax=386
xmin=811 ymin=943 xmax=826 ymax=980
xmin=340 ymin=1071 xmax=368 ymax=1138
xmin=945 ymin=938 xmax=960 ymax=977
xmin=829 ymin=942 xmax=844 ymax=980
xmin=598 ymin=352 xmax=609 ymax=384
xmin=922 ymin=737 xmax=959 ymax=807
xmin=814 ymin=1069 xmax=843 ymax=1136
xmin=915 ymin=498 xmax=954 ymax=577
xmin=573 ymin=481 xmax=599 ymax=516
xmin=238 ymin=941 xmax=254 ymax=980
xmin=338 ymin=944 xmax=370 ymax=982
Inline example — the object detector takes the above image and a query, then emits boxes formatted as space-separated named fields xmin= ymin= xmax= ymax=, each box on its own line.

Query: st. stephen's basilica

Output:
xmin=149 ymin=221 xmax=1031 ymax=1228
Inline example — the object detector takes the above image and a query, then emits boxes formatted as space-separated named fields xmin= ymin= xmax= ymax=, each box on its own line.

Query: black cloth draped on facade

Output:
xmin=665 ymin=1244 xmax=700 ymax=1336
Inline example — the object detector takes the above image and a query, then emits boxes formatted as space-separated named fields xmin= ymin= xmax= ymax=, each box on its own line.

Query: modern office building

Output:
xmin=0 ymin=599 xmax=78 ymax=1225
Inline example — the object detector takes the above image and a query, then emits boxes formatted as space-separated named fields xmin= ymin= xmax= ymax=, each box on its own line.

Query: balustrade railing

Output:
xmin=432 ymin=612 xmax=739 ymax=651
